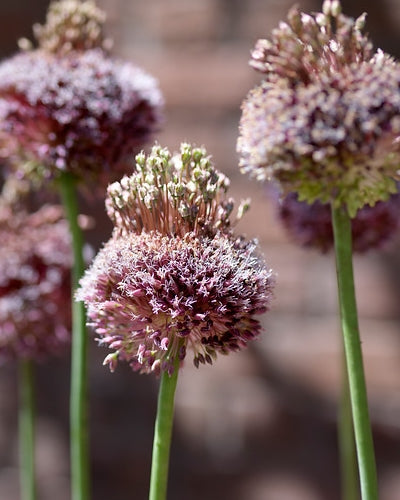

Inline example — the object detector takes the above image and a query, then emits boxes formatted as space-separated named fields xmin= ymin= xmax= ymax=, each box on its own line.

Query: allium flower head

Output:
xmin=277 ymin=190 xmax=400 ymax=253
xmin=0 ymin=0 xmax=163 ymax=188
xmin=77 ymin=144 xmax=274 ymax=375
xmin=0 ymin=200 xmax=72 ymax=362
xmin=238 ymin=0 xmax=400 ymax=216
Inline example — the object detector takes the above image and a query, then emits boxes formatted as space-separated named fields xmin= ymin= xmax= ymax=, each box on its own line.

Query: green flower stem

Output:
xmin=339 ymin=352 xmax=360 ymax=500
xmin=331 ymin=205 xmax=378 ymax=500
xmin=19 ymin=359 xmax=36 ymax=500
xmin=149 ymin=358 xmax=180 ymax=500
xmin=58 ymin=172 xmax=89 ymax=500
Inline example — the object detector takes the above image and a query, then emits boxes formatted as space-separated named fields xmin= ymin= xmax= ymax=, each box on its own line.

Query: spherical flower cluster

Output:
xmin=276 ymin=190 xmax=400 ymax=253
xmin=0 ymin=202 xmax=72 ymax=362
xmin=0 ymin=0 xmax=163 ymax=188
xmin=77 ymin=144 xmax=274 ymax=375
xmin=237 ymin=0 xmax=400 ymax=216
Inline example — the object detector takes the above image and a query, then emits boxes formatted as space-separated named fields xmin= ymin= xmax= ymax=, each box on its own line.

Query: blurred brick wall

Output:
xmin=1 ymin=1 xmax=400 ymax=499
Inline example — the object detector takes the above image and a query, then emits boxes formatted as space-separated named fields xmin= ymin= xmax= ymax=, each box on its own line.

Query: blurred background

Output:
xmin=1 ymin=0 xmax=400 ymax=498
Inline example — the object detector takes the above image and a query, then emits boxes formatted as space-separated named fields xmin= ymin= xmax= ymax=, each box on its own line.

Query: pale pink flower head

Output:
xmin=77 ymin=144 xmax=275 ymax=375
xmin=0 ymin=0 xmax=163 ymax=190
xmin=238 ymin=0 xmax=400 ymax=216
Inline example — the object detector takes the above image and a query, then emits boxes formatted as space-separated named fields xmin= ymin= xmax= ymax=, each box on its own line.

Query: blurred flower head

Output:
xmin=0 ymin=0 xmax=163 ymax=190
xmin=0 ymin=196 xmax=72 ymax=362
xmin=77 ymin=143 xmax=275 ymax=375
xmin=276 ymin=189 xmax=400 ymax=253
xmin=237 ymin=0 xmax=400 ymax=216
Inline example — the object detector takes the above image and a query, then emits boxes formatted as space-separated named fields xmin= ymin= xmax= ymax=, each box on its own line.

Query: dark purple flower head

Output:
xmin=237 ymin=0 xmax=400 ymax=216
xmin=0 ymin=0 xmax=163 ymax=189
xmin=277 ymin=189 xmax=400 ymax=253
xmin=77 ymin=144 xmax=274 ymax=375
xmin=0 ymin=200 xmax=72 ymax=362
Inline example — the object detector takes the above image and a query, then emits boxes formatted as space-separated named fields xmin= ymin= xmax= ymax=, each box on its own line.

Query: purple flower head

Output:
xmin=277 ymin=189 xmax=400 ymax=253
xmin=77 ymin=144 xmax=275 ymax=375
xmin=0 ymin=0 xmax=163 ymax=190
xmin=0 ymin=199 xmax=72 ymax=362
xmin=237 ymin=0 xmax=400 ymax=216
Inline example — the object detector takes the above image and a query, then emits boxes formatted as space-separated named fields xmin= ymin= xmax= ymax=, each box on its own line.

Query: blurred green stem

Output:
xmin=331 ymin=205 xmax=378 ymax=500
xmin=149 ymin=358 xmax=180 ymax=500
xmin=58 ymin=172 xmax=89 ymax=500
xmin=339 ymin=352 xmax=360 ymax=500
xmin=19 ymin=359 xmax=36 ymax=500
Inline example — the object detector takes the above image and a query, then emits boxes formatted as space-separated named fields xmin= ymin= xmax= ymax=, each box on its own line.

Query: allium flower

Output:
xmin=0 ymin=0 xmax=163 ymax=188
xmin=0 ymin=201 xmax=72 ymax=362
xmin=276 ymin=190 xmax=400 ymax=253
xmin=77 ymin=144 xmax=274 ymax=375
xmin=237 ymin=0 xmax=400 ymax=216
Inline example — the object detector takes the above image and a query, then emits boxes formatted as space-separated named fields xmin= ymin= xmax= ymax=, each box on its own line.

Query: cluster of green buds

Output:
xmin=106 ymin=143 xmax=250 ymax=238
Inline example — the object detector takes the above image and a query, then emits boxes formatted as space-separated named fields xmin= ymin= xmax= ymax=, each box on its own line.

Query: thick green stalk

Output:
xmin=19 ymin=359 xmax=36 ymax=500
xmin=331 ymin=205 xmax=378 ymax=500
xmin=149 ymin=358 xmax=180 ymax=500
xmin=58 ymin=172 xmax=89 ymax=500
xmin=339 ymin=353 xmax=360 ymax=500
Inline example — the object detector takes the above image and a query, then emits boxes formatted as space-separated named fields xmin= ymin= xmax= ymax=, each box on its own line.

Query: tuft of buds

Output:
xmin=106 ymin=143 xmax=247 ymax=238
xmin=32 ymin=0 xmax=110 ymax=55
xmin=249 ymin=1 xmax=372 ymax=85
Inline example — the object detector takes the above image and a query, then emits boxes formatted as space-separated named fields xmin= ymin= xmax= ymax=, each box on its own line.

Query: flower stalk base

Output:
xmin=149 ymin=356 xmax=180 ymax=500
xmin=339 ymin=353 xmax=360 ymax=500
xmin=19 ymin=359 xmax=36 ymax=500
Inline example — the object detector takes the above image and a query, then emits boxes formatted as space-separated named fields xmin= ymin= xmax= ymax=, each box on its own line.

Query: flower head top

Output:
xmin=30 ymin=0 xmax=109 ymax=54
xmin=106 ymin=143 xmax=249 ymax=238
xmin=238 ymin=0 xmax=400 ymax=216
xmin=0 ymin=0 xmax=163 ymax=189
xmin=77 ymin=143 xmax=274 ymax=375
xmin=0 ymin=192 xmax=72 ymax=362
xmin=250 ymin=1 xmax=372 ymax=85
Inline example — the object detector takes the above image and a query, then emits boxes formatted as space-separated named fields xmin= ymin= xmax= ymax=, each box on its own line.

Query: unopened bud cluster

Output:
xmin=250 ymin=1 xmax=372 ymax=85
xmin=31 ymin=0 xmax=109 ymax=54
xmin=107 ymin=143 xmax=249 ymax=238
